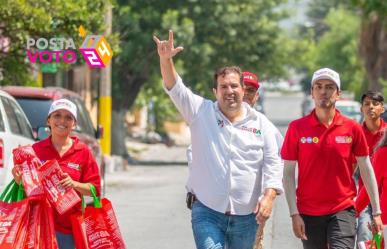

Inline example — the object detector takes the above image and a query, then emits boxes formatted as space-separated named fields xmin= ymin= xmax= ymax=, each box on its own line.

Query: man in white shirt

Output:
xmin=153 ymin=30 xmax=283 ymax=249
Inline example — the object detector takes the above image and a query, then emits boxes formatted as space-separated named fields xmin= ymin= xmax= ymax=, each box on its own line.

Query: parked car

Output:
xmin=336 ymin=100 xmax=362 ymax=123
xmin=2 ymin=86 xmax=105 ymax=194
xmin=0 ymin=90 xmax=35 ymax=191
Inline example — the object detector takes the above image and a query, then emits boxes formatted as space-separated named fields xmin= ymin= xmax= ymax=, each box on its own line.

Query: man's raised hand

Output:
xmin=153 ymin=30 xmax=184 ymax=60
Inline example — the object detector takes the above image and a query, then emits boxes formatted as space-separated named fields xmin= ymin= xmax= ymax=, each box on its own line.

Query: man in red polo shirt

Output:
xmin=356 ymin=91 xmax=386 ymax=245
xmin=360 ymin=91 xmax=386 ymax=158
xmin=281 ymin=68 xmax=382 ymax=248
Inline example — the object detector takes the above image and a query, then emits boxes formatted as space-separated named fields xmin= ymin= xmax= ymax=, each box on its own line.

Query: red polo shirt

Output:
xmin=363 ymin=119 xmax=386 ymax=158
xmin=357 ymin=119 xmax=387 ymax=190
xmin=356 ymin=147 xmax=387 ymax=223
xmin=281 ymin=109 xmax=369 ymax=216
xmin=33 ymin=136 xmax=101 ymax=234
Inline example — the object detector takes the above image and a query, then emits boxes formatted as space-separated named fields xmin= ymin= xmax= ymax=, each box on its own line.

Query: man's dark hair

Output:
xmin=213 ymin=66 xmax=243 ymax=89
xmin=361 ymin=91 xmax=384 ymax=104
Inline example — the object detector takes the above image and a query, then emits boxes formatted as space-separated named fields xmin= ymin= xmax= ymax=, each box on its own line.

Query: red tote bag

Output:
xmin=23 ymin=202 xmax=42 ymax=249
xmin=0 ymin=198 xmax=30 ymax=249
xmin=38 ymin=160 xmax=81 ymax=215
xmin=71 ymin=184 xmax=126 ymax=249
xmin=39 ymin=200 xmax=59 ymax=249
xmin=12 ymin=145 xmax=44 ymax=198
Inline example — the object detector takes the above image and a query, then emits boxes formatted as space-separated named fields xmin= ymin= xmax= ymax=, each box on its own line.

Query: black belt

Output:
xmin=187 ymin=192 xmax=232 ymax=215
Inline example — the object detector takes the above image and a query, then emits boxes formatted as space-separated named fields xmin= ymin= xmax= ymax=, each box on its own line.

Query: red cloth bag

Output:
xmin=23 ymin=202 xmax=42 ymax=249
xmin=38 ymin=160 xmax=81 ymax=215
xmin=38 ymin=200 xmax=59 ymax=249
xmin=0 ymin=198 xmax=30 ymax=249
xmin=12 ymin=146 xmax=44 ymax=198
xmin=71 ymin=185 xmax=126 ymax=249
xmin=0 ymin=180 xmax=59 ymax=249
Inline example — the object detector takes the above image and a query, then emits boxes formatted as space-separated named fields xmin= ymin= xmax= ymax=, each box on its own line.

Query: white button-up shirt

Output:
xmin=166 ymin=76 xmax=283 ymax=215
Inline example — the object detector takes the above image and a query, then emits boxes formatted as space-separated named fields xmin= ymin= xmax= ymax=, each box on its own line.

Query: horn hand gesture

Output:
xmin=153 ymin=30 xmax=184 ymax=60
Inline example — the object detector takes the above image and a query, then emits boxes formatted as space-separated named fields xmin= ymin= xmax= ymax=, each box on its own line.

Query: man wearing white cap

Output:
xmin=281 ymin=68 xmax=382 ymax=248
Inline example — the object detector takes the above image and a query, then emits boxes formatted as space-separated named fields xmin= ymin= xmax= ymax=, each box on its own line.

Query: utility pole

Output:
xmin=99 ymin=4 xmax=112 ymax=155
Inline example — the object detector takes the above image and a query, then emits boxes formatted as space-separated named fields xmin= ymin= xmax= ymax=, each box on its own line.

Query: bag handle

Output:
xmin=371 ymin=233 xmax=382 ymax=249
xmin=0 ymin=180 xmax=17 ymax=201
xmin=0 ymin=180 xmax=25 ymax=203
xmin=81 ymin=184 xmax=102 ymax=211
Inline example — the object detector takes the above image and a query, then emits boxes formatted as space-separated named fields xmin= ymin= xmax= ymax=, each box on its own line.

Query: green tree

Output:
xmin=301 ymin=0 xmax=342 ymax=40
xmin=290 ymin=2 xmax=366 ymax=96
xmin=0 ymin=0 xmax=107 ymax=85
xmin=351 ymin=0 xmax=387 ymax=92
xmin=310 ymin=8 xmax=365 ymax=94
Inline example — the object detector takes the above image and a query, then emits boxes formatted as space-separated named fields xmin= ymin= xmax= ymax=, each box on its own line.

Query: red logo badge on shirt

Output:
xmin=67 ymin=162 xmax=81 ymax=171
xmin=239 ymin=126 xmax=262 ymax=136
xmin=335 ymin=136 xmax=352 ymax=144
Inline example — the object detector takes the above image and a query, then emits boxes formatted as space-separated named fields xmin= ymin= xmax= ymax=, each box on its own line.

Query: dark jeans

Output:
xmin=56 ymin=232 xmax=75 ymax=249
xmin=301 ymin=207 xmax=356 ymax=249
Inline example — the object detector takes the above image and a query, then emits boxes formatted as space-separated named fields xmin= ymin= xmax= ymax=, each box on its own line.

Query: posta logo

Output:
xmin=26 ymin=25 xmax=113 ymax=68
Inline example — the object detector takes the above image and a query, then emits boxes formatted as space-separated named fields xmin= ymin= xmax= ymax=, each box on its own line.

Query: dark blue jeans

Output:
xmin=191 ymin=201 xmax=258 ymax=249
xmin=56 ymin=232 xmax=75 ymax=249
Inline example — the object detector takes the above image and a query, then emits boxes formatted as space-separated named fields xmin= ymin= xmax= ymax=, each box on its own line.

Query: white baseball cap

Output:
xmin=311 ymin=68 xmax=341 ymax=90
xmin=47 ymin=99 xmax=77 ymax=121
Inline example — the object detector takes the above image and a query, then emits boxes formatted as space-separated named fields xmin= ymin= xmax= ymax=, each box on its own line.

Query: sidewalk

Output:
xmin=126 ymin=139 xmax=188 ymax=164
xmin=105 ymin=140 xmax=189 ymax=185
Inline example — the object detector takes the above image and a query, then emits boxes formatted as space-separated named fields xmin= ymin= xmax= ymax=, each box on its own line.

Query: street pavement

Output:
xmin=105 ymin=91 xmax=305 ymax=248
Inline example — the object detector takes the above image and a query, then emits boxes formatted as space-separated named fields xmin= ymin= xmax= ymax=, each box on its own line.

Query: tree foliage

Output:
xmin=351 ymin=0 xmax=387 ymax=91
xmin=290 ymin=2 xmax=367 ymax=96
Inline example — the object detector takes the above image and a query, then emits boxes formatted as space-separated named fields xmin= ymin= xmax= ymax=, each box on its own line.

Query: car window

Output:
xmin=1 ymin=97 xmax=34 ymax=139
xmin=15 ymin=98 xmax=52 ymax=130
xmin=336 ymin=102 xmax=362 ymax=123
xmin=67 ymin=97 xmax=95 ymax=136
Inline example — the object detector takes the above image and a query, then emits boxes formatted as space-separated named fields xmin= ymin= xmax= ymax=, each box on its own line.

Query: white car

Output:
xmin=336 ymin=100 xmax=362 ymax=123
xmin=0 ymin=90 xmax=35 ymax=192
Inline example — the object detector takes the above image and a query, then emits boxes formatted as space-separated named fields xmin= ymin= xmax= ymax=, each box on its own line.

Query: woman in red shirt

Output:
xmin=356 ymin=128 xmax=387 ymax=243
xmin=13 ymin=98 xmax=101 ymax=249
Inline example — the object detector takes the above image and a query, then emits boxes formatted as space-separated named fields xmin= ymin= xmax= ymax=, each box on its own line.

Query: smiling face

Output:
xmin=311 ymin=79 xmax=341 ymax=109
xmin=213 ymin=72 xmax=244 ymax=115
xmin=361 ymin=96 xmax=385 ymax=121
xmin=47 ymin=109 xmax=76 ymax=138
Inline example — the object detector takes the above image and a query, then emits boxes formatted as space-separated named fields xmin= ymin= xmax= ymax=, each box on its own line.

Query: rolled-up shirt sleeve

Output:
xmin=261 ymin=117 xmax=284 ymax=194
xmin=164 ymin=75 xmax=205 ymax=125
